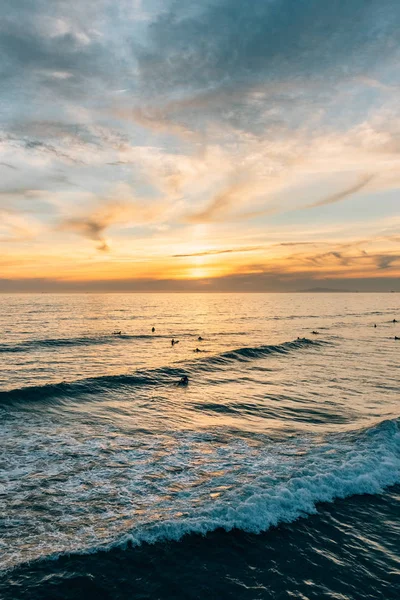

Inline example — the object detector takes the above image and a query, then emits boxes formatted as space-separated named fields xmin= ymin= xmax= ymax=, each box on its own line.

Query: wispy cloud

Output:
xmin=0 ymin=208 xmax=42 ymax=242
xmin=0 ymin=0 xmax=399 ymax=289
xmin=186 ymin=181 xmax=246 ymax=223
xmin=0 ymin=162 xmax=18 ymax=170
xmin=172 ymin=245 xmax=264 ymax=258
xmin=306 ymin=174 xmax=375 ymax=209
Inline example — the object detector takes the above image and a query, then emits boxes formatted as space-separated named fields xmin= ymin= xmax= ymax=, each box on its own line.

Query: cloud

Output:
xmin=375 ymin=254 xmax=400 ymax=269
xmin=0 ymin=162 xmax=18 ymax=170
xmin=116 ymin=106 xmax=196 ymax=139
xmin=0 ymin=1 xmax=119 ymax=90
xmin=304 ymin=250 xmax=351 ymax=267
xmin=0 ymin=208 xmax=42 ymax=242
xmin=61 ymin=214 xmax=113 ymax=251
xmin=306 ymin=174 xmax=375 ymax=209
xmin=274 ymin=242 xmax=322 ymax=247
xmin=0 ymin=0 xmax=400 ymax=286
xmin=172 ymin=245 xmax=263 ymax=258
xmin=185 ymin=170 xmax=276 ymax=223
xmin=187 ymin=180 xmax=245 ymax=223
xmin=137 ymin=0 xmax=400 ymax=96
xmin=58 ymin=194 xmax=166 ymax=251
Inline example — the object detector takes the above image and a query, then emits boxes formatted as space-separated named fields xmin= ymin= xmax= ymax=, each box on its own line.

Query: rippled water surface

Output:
xmin=0 ymin=293 xmax=399 ymax=599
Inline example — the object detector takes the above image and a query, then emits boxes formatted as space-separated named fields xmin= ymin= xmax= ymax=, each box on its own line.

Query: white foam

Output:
xmin=90 ymin=419 xmax=400 ymax=553
xmin=1 ymin=417 xmax=399 ymax=571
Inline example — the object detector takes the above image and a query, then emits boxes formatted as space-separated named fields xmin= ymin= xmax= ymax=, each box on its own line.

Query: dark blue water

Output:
xmin=0 ymin=293 xmax=399 ymax=599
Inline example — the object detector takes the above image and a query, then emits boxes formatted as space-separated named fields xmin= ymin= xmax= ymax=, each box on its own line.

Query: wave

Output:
xmin=21 ymin=417 xmax=400 ymax=567
xmin=86 ymin=418 xmax=400 ymax=551
xmin=215 ymin=338 xmax=317 ymax=362
xmin=114 ymin=419 xmax=400 ymax=548
xmin=0 ymin=333 xmax=180 ymax=354
xmin=0 ymin=337 xmax=320 ymax=406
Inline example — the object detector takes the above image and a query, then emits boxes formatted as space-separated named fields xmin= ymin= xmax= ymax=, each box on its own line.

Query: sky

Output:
xmin=0 ymin=0 xmax=400 ymax=292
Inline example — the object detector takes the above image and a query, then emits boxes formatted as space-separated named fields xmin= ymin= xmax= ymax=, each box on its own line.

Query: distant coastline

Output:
xmin=0 ymin=289 xmax=398 ymax=294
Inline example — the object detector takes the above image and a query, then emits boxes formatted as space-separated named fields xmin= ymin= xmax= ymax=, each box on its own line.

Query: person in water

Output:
xmin=393 ymin=319 xmax=398 ymax=323
xmin=194 ymin=347 xmax=200 ymax=352
xmin=178 ymin=375 xmax=189 ymax=386
xmin=198 ymin=336 xmax=203 ymax=341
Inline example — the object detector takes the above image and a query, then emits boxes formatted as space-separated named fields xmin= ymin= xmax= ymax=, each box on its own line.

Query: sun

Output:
xmin=188 ymin=266 xmax=211 ymax=279
xmin=186 ymin=254 xmax=212 ymax=279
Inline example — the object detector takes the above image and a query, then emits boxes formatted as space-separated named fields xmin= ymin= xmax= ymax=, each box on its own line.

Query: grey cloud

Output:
xmin=0 ymin=26 xmax=104 ymax=95
xmin=61 ymin=217 xmax=111 ymax=252
xmin=23 ymin=140 xmax=86 ymax=163
xmin=58 ymin=202 xmax=128 ymax=252
xmin=304 ymin=250 xmax=351 ymax=267
xmin=0 ymin=163 xmax=18 ymax=170
xmin=375 ymin=255 xmax=400 ymax=269
xmin=0 ymin=133 xmax=86 ymax=164
xmin=137 ymin=0 xmax=400 ymax=95
xmin=127 ymin=0 xmax=400 ymax=142
xmin=0 ymin=0 xmax=134 ymax=116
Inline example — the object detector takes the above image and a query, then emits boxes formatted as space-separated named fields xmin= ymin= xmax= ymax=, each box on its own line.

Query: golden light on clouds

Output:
xmin=1 ymin=0 xmax=400 ymax=291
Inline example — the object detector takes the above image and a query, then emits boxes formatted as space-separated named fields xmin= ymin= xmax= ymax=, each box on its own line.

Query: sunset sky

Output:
xmin=1 ymin=0 xmax=399 ymax=291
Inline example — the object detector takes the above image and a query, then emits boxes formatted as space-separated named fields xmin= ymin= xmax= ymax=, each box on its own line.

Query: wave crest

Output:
xmin=0 ymin=338 xmax=319 ymax=405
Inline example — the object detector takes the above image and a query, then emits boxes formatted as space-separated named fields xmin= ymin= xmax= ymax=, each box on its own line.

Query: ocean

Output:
xmin=0 ymin=293 xmax=399 ymax=599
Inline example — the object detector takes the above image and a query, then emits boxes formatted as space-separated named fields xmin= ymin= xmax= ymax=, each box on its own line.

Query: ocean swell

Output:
xmin=0 ymin=333 xmax=176 ymax=354
xmin=0 ymin=338 xmax=320 ymax=406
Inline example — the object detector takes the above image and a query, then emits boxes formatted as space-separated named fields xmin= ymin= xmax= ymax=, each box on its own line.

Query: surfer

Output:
xmin=113 ymin=330 xmax=122 ymax=335
xmin=171 ymin=338 xmax=179 ymax=346
xmin=178 ymin=375 xmax=189 ymax=386
xmin=198 ymin=336 xmax=203 ymax=341
xmin=194 ymin=347 xmax=200 ymax=353
xmin=395 ymin=336 xmax=399 ymax=340
xmin=311 ymin=331 xmax=320 ymax=335
xmin=374 ymin=324 xmax=377 ymax=328
xmin=393 ymin=319 xmax=398 ymax=323
xmin=152 ymin=327 xmax=155 ymax=333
